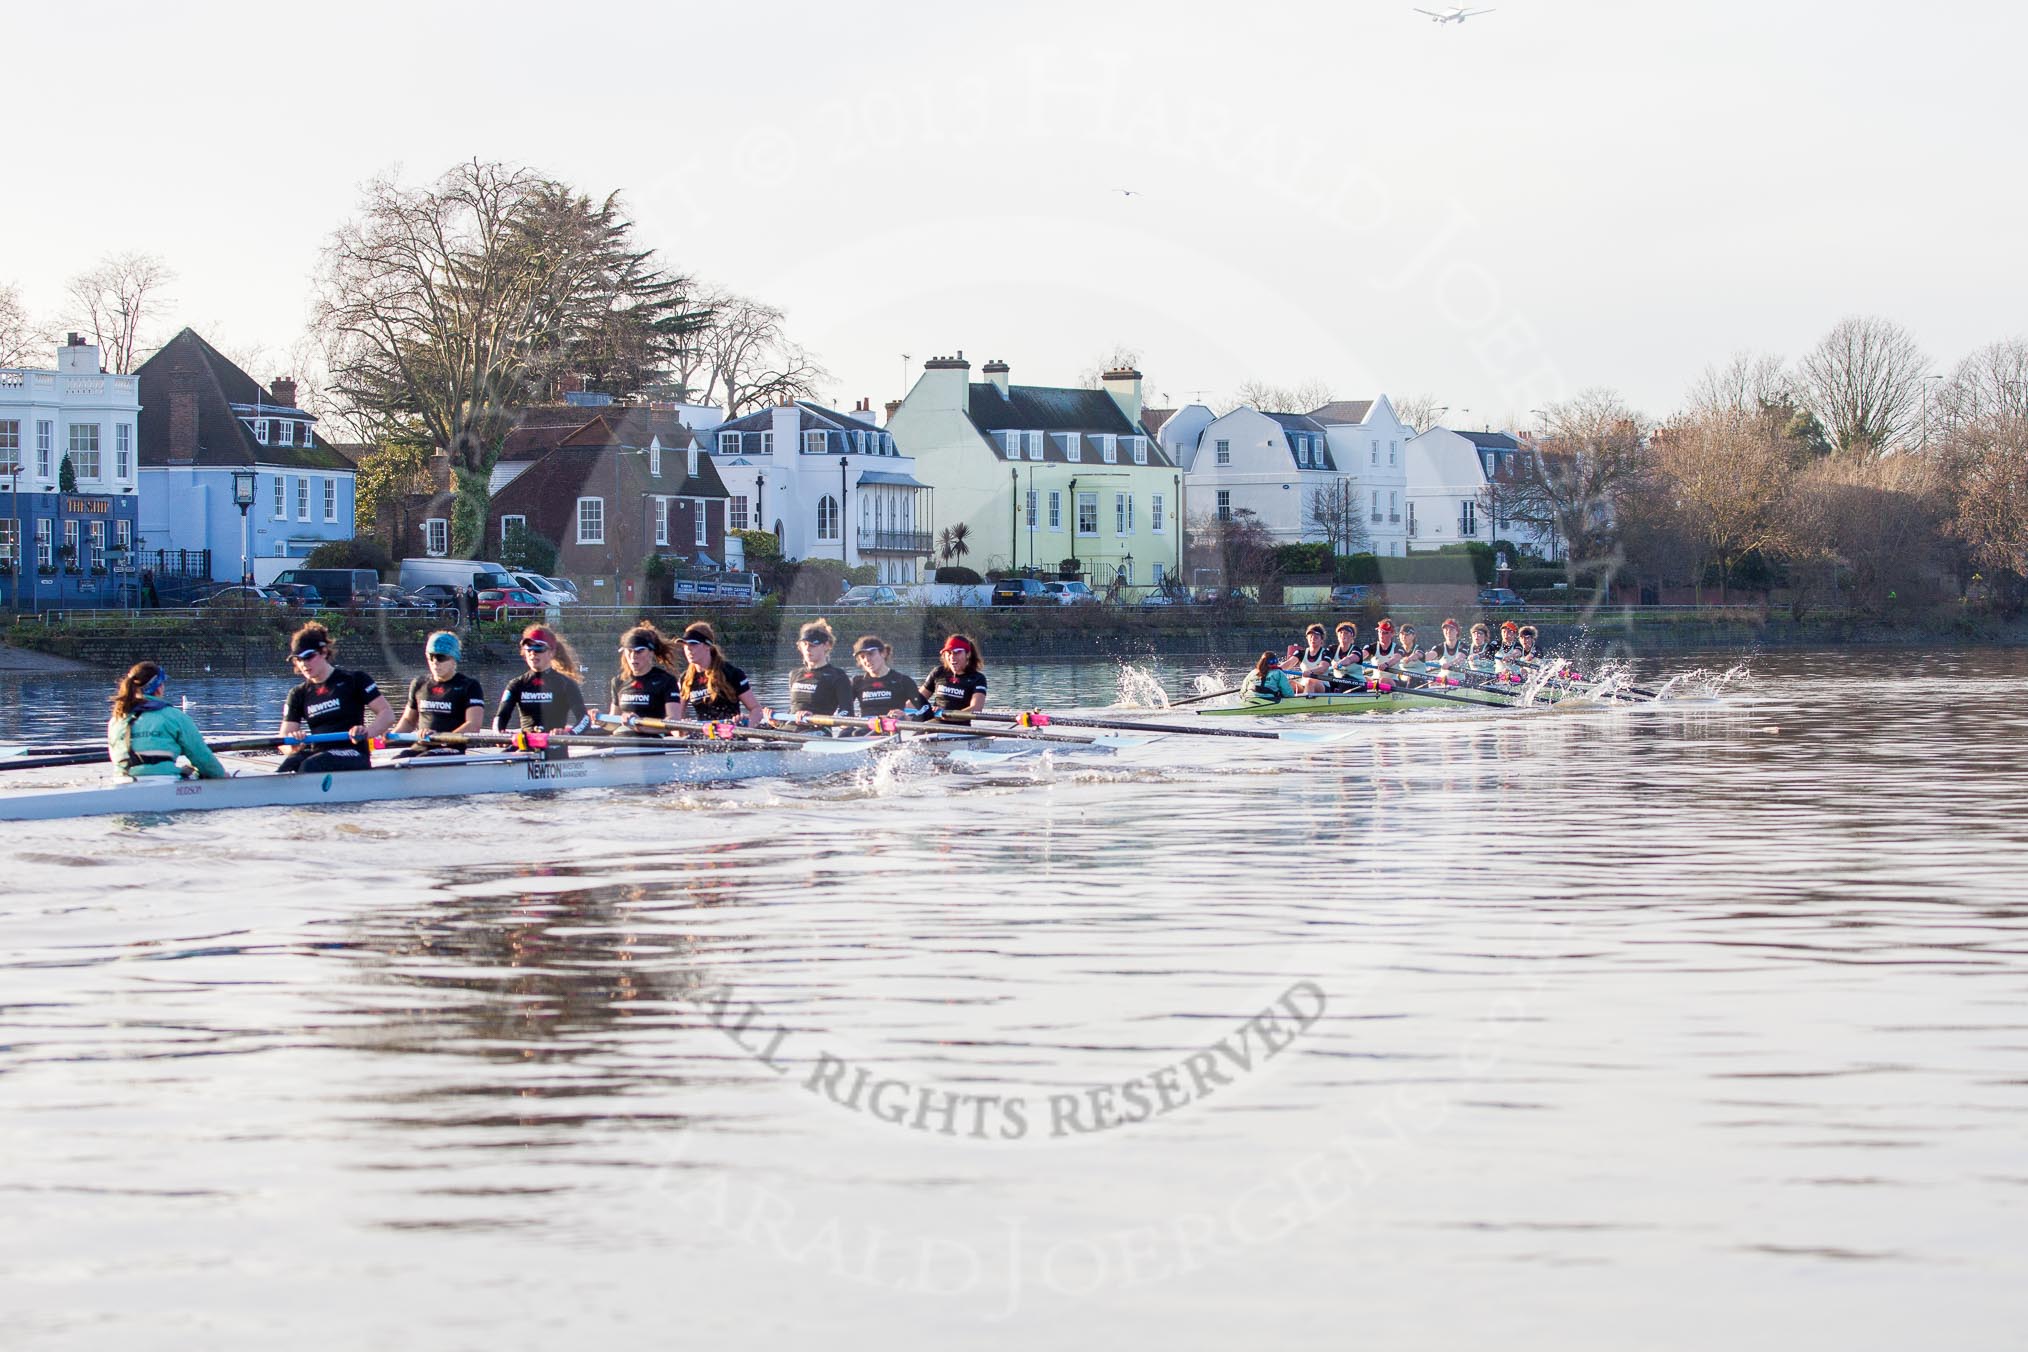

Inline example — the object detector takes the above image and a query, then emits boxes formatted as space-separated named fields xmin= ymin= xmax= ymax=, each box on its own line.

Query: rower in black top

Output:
xmin=495 ymin=624 xmax=590 ymax=757
xmin=849 ymin=634 xmax=922 ymax=720
xmin=912 ymin=633 xmax=989 ymax=717
xmin=785 ymin=618 xmax=856 ymax=723
xmin=277 ymin=621 xmax=394 ymax=774
xmin=604 ymin=622 xmax=684 ymax=735
xmin=391 ymin=629 xmax=484 ymax=756
xmin=675 ymin=622 xmax=764 ymax=727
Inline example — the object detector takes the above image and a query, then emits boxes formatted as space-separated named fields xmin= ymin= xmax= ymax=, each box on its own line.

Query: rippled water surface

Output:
xmin=3 ymin=648 xmax=2026 ymax=1350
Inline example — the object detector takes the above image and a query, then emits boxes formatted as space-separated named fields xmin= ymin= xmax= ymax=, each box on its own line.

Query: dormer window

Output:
xmin=758 ymin=431 xmax=773 ymax=455
xmin=804 ymin=430 xmax=830 ymax=455
xmin=1027 ymin=431 xmax=1044 ymax=461
xmin=277 ymin=420 xmax=295 ymax=447
xmin=719 ymin=431 xmax=740 ymax=455
xmin=1060 ymin=434 xmax=1081 ymax=463
xmin=1130 ymin=436 xmax=1147 ymax=465
xmin=1099 ymin=435 xmax=1116 ymax=464
xmin=649 ymin=444 xmax=662 ymax=478
xmin=252 ymin=418 xmax=270 ymax=445
xmin=1001 ymin=431 xmax=1019 ymax=458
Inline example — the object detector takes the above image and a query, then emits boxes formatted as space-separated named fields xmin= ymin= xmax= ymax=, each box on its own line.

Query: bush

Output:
xmin=934 ymin=566 xmax=983 ymax=584
xmin=304 ymin=537 xmax=395 ymax=576
xmin=1274 ymin=542 xmax=1333 ymax=576
xmin=730 ymin=529 xmax=781 ymax=564
xmin=1337 ymin=551 xmax=1488 ymax=585
xmin=499 ymin=522 xmax=558 ymax=575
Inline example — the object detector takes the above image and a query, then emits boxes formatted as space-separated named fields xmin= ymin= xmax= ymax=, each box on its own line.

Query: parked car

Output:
xmin=1328 ymin=584 xmax=1374 ymax=606
xmin=404 ymin=584 xmax=465 ymax=616
xmin=840 ymin=585 xmax=902 ymax=607
xmin=198 ymin=585 xmax=289 ymax=609
xmin=475 ymin=587 xmax=547 ymax=621
xmin=1193 ymin=587 xmax=1256 ymax=606
xmin=1477 ymin=587 xmax=1525 ymax=608
xmin=269 ymin=583 xmax=326 ymax=609
xmin=537 ymin=575 xmax=581 ymax=601
xmin=511 ymin=573 xmax=574 ymax=607
xmin=270 ymin=568 xmax=378 ymax=607
xmin=1137 ymin=591 xmax=1177 ymax=607
xmin=1041 ymin=580 xmax=1098 ymax=606
xmin=990 ymin=577 xmax=1050 ymax=607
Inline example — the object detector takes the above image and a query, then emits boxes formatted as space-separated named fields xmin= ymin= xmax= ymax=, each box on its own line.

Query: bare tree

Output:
xmin=316 ymin=160 xmax=692 ymax=554
xmin=693 ymin=290 xmax=830 ymax=416
xmin=1304 ymin=480 xmax=1372 ymax=558
xmin=1933 ymin=337 xmax=2028 ymax=442
xmin=0 ymin=281 xmax=47 ymax=367
xmin=1228 ymin=378 xmax=1334 ymax=414
xmin=1950 ymin=413 xmax=2028 ymax=582
xmin=1390 ymin=393 xmax=1445 ymax=434
xmin=1650 ymin=406 xmax=1804 ymax=600
xmin=66 ymin=253 xmax=174 ymax=373
xmin=1684 ymin=351 xmax=1790 ymax=419
xmin=1796 ymin=315 xmax=1930 ymax=456
xmin=1505 ymin=389 xmax=1649 ymax=593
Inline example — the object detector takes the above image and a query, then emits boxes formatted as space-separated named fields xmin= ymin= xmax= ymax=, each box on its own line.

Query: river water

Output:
xmin=2 ymin=648 xmax=2025 ymax=1350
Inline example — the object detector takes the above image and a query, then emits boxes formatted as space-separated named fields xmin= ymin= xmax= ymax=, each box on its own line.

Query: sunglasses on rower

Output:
xmin=520 ymin=640 xmax=550 ymax=653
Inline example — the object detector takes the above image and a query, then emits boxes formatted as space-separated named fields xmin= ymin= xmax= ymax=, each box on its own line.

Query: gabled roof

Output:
xmin=1263 ymin=411 xmax=1337 ymax=470
xmin=486 ymin=446 xmax=605 ymax=546
xmin=501 ymin=404 xmax=697 ymax=463
xmin=1308 ymin=399 xmax=1375 ymax=425
xmin=134 ymin=328 xmax=352 ymax=471
xmin=1141 ymin=408 xmax=1175 ymax=437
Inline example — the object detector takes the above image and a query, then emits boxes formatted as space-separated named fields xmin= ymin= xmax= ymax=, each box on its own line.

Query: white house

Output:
xmin=1403 ymin=426 xmax=1563 ymax=559
xmin=712 ymin=400 xmax=932 ymax=584
xmin=1162 ymin=394 xmax=1415 ymax=556
xmin=0 ymin=335 xmax=143 ymax=606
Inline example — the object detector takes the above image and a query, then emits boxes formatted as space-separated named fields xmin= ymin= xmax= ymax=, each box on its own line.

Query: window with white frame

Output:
xmin=577 ymin=496 xmax=605 ymax=544
xmin=1076 ymin=492 xmax=1098 ymax=536
xmin=1215 ymin=439 xmax=1231 ymax=466
xmin=1216 ymin=490 xmax=1232 ymax=522
xmin=63 ymin=518 xmax=79 ymax=566
xmin=0 ymin=519 xmax=14 ymax=567
xmin=1483 ymin=451 xmax=1495 ymax=476
xmin=816 ymin=495 xmax=839 ymax=540
xmin=1048 ymin=490 xmax=1062 ymax=530
xmin=35 ymin=421 xmax=52 ymax=478
xmin=296 ymin=477 xmax=310 ymax=520
xmin=277 ymin=420 xmax=295 ymax=447
xmin=1152 ymin=493 xmax=1165 ymax=533
xmin=758 ymin=431 xmax=773 ymax=455
xmin=1118 ymin=558 xmax=1133 ymax=584
xmin=1371 ymin=489 xmax=1381 ymax=521
xmin=1294 ymin=442 xmax=1307 ymax=468
xmin=1389 ymin=440 xmax=1398 ymax=464
xmin=719 ymin=432 xmax=740 ymax=455
xmin=1389 ymin=490 xmax=1399 ymax=521
xmin=322 ymin=478 xmax=336 ymax=522
xmin=115 ymin=423 xmax=131 ymax=477
xmin=0 ymin=420 xmax=17 ymax=473
xmin=695 ymin=501 xmax=709 ymax=547
xmin=89 ymin=520 xmax=105 ymax=571
xmin=68 ymin=424 xmax=101 ymax=478
xmin=273 ymin=476 xmax=286 ymax=519
xmin=1099 ymin=435 xmax=1117 ymax=464
xmin=805 ymin=430 xmax=830 ymax=456
xmin=300 ymin=422 xmax=314 ymax=448
xmin=115 ymin=518 xmax=131 ymax=562
xmin=1027 ymin=431 xmax=1044 ymax=461
xmin=1460 ymin=500 xmax=1476 ymax=536
xmin=649 ymin=445 xmax=662 ymax=478
xmin=500 ymin=514 xmax=526 ymax=551
xmin=1000 ymin=431 xmax=1019 ymax=458
xmin=253 ymin=418 xmax=270 ymax=445
xmin=424 ymin=518 xmax=448 ymax=556
xmin=1371 ymin=441 xmax=1379 ymax=465
xmin=654 ymin=497 xmax=669 ymax=547
xmin=1064 ymin=434 xmax=1081 ymax=463
xmin=728 ymin=495 xmax=750 ymax=531
xmin=1130 ymin=436 xmax=1147 ymax=465
xmin=35 ymin=518 xmax=52 ymax=567
xmin=1025 ymin=489 xmax=1038 ymax=529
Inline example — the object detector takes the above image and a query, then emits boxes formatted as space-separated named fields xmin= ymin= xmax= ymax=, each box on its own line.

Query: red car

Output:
xmin=476 ymin=587 xmax=547 ymax=621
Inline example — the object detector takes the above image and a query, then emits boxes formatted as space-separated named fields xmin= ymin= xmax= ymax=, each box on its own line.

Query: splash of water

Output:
xmin=1113 ymin=663 xmax=1171 ymax=709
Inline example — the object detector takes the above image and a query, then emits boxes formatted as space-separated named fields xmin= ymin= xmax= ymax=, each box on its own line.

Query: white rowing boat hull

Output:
xmin=0 ymin=740 xmax=882 ymax=823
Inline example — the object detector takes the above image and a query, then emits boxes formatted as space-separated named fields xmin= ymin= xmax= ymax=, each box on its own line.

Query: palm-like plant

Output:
xmin=938 ymin=522 xmax=971 ymax=565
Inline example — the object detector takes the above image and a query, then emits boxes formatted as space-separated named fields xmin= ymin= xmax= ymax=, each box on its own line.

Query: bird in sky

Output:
xmin=1113 ymin=187 xmax=1141 ymax=198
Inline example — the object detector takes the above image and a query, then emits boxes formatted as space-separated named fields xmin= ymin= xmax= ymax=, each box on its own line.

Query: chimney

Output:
xmin=848 ymin=397 xmax=879 ymax=426
xmin=271 ymin=376 xmax=298 ymax=409
xmin=1102 ymin=367 xmax=1144 ymax=426
xmin=884 ymin=399 xmax=902 ymax=425
xmin=909 ymin=352 xmax=972 ymax=415
xmin=167 ymin=374 xmax=201 ymax=465
xmin=57 ymin=337 xmax=103 ymax=375
xmin=68 ymin=332 xmax=83 ymax=346
xmin=983 ymin=359 xmax=1010 ymax=398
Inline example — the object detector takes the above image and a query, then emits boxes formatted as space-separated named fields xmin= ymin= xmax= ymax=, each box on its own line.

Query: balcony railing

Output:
xmin=857 ymin=529 xmax=933 ymax=553
xmin=1389 ymin=513 xmax=1400 ymax=523
xmin=1370 ymin=512 xmax=1383 ymax=522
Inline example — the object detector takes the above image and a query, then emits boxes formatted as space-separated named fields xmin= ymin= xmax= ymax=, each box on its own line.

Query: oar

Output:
xmin=589 ymin=713 xmax=834 ymax=745
xmin=962 ymin=709 xmax=1278 ymax=741
xmin=1318 ymin=666 xmax=1514 ymax=710
xmin=1506 ymin=653 xmax=1658 ymax=700
xmin=0 ymin=732 xmax=357 ymax=773
xmin=1169 ymin=685 xmax=1242 ymax=708
xmin=790 ymin=712 xmax=1102 ymax=746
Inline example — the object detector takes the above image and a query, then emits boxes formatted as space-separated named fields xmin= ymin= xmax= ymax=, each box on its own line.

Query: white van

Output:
xmin=398 ymin=558 xmax=518 ymax=593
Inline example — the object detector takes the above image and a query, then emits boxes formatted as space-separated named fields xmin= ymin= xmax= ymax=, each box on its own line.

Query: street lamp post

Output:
xmin=231 ymin=469 xmax=257 ymax=587
xmin=838 ymin=455 xmax=850 ymax=563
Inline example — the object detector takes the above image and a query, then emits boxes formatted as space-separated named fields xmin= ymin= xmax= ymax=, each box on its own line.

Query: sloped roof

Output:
xmin=1308 ymin=399 xmax=1375 ymax=425
xmin=501 ymin=404 xmax=696 ymax=463
xmin=134 ymin=328 xmax=352 ymax=471
xmin=968 ymin=382 xmax=1135 ymax=435
xmin=1141 ymin=407 xmax=1175 ymax=437
xmin=712 ymin=400 xmax=883 ymax=436
xmin=487 ymin=446 xmax=604 ymax=546
xmin=1459 ymin=430 xmax=1520 ymax=451
xmin=1263 ymin=411 xmax=1337 ymax=470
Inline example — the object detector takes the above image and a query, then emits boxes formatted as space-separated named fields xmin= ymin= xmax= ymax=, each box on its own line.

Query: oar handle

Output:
xmin=594 ymin=713 xmax=829 ymax=744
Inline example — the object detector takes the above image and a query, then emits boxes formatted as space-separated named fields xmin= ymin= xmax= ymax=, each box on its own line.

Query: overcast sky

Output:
xmin=10 ymin=0 xmax=2024 ymax=427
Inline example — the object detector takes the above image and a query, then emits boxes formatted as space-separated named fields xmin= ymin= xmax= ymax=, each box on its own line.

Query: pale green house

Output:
xmin=886 ymin=354 xmax=1186 ymax=592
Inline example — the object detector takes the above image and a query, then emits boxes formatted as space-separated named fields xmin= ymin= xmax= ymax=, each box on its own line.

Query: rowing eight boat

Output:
xmin=1196 ymin=687 xmax=1518 ymax=717
xmin=0 ymin=738 xmax=881 ymax=823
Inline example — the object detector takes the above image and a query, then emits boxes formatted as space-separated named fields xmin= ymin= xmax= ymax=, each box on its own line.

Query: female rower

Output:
xmin=913 ymin=634 xmax=989 ymax=716
xmin=1245 ymin=650 xmax=1297 ymax=704
xmin=1516 ymin=625 xmax=1542 ymax=663
xmin=1363 ymin=618 xmax=1406 ymax=687
xmin=848 ymin=635 xmax=922 ymax=721
xmin=785 ymin=618 xmax=856 ymax=723
xmin=1428 ymin=618 xmax=1470 ymax=684
xmin=1467 ymin=622 xmax=1498 ymax=672
xmin=495 ymin=624 xmax=591 ymax=753
xmin=1494 ymin=620 xmax=1524 ymax=682
xmin=278 ymin=622 xmax=394 ymax=774
xmin=1326 ymin=622 xmax=1363 ymax=684
xmin=390 ymin=630 xmax=484 ymax=755
xmin=605 ymin=621 xmax=684 ymax=734
xmin=676 ymin=622 xmax=765 ymax=725
xmin=1285 ymin=623 xmax=1334 ymax=694
xmin=107 ymin=662 xmax=225 ymax=779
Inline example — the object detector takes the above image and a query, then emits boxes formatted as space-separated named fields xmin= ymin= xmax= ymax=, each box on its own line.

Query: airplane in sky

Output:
xmin=1415 ymin=6 xmax=1494 ymax=22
